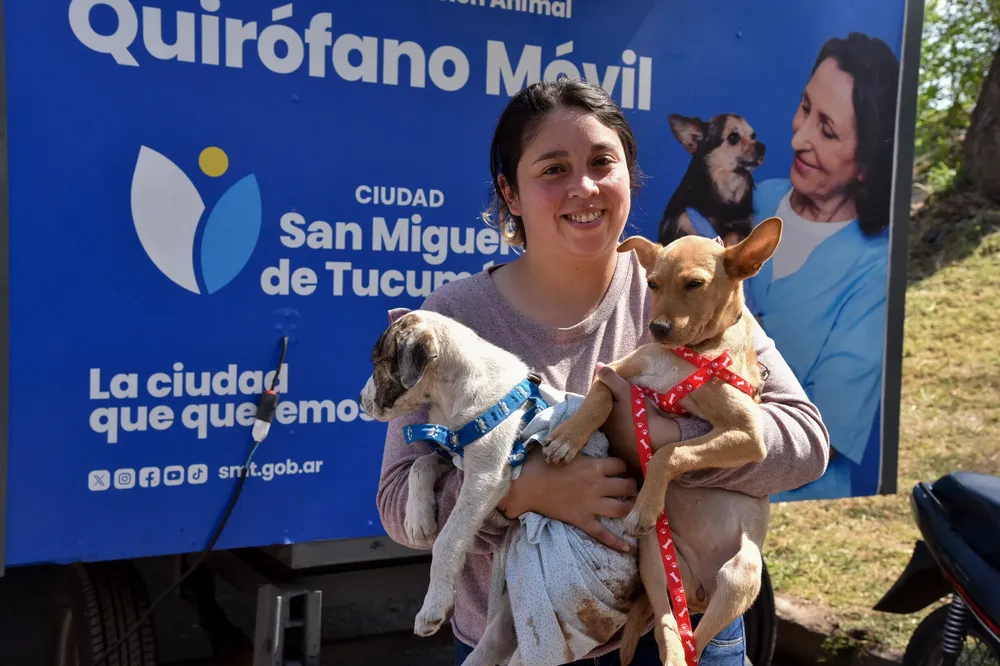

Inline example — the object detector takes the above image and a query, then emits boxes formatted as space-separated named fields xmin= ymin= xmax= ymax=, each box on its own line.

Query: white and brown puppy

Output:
xmin=364 ymin=310 xmax=652 ymax=666
xmin=360 ymin=309 xmax=555 ymax=639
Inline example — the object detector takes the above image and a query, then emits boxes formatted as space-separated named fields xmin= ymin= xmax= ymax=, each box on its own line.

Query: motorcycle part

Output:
xmin=940 ymin=596 xmax=971 ymax=666
xmin=902 ymin=603 xmax=1000 ymax=666
xmin=873 ymin=539 xmax=953 ymax=614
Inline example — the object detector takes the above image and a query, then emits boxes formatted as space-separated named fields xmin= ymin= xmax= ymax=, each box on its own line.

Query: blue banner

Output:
xmin=2 ymin=0 xmax=911 ymax=566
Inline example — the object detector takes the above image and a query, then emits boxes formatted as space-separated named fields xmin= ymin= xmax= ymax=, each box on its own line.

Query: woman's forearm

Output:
xmin=673 ymin=319 xmax=830 ymax=497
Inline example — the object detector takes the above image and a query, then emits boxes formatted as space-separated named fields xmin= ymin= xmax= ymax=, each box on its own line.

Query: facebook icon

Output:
xmin=139 ymin=467 xmax=160 ymax=488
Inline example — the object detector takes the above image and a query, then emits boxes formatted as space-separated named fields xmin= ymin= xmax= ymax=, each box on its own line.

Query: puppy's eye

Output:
xmin=647 ymin=280 xmax=658 ymax=291
xmin=727 ymin=132 xmax=740 ymax=145
xmin=685 ymin=279 xmax=704 ymax=291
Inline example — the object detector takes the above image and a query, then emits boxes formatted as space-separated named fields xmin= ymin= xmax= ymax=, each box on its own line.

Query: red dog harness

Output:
xmin=630 ymin=346 xmax=757 ymax=666
xmin=639 ymin=348 xmax=757 ymax=416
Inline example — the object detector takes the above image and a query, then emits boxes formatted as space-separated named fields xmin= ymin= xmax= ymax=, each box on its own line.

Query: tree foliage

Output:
xmin=915 ymin=0 xmax=1000 ymax=192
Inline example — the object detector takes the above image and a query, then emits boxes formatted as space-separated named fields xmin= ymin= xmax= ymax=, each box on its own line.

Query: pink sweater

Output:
xmin=376 ymin=250 xmax=829 ymax=651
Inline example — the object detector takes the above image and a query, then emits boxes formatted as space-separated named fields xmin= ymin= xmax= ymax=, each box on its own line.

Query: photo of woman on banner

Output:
xmin=742 ymin=32 xmax=901 ymax=500
xmin=669 ymin=31 xmax=901 ymax=500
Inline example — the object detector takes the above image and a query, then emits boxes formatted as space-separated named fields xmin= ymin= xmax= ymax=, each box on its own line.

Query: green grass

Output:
xmin=762 ymin=189 xmax=1000 ymax=655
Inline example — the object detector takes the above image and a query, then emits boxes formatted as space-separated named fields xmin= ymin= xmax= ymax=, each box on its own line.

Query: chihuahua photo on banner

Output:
xmin=657 ymin=113 xmax=766 ymax=248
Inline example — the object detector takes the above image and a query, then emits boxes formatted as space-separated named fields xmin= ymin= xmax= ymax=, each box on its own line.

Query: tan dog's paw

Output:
xmin=541 ymin=437 xmax=579 ymax=465
xmin=542 ymin=423 xmax=587 ymax=465
xmin=623 ymin=507 xmax=657 ymax=538
xmin=414 ymin=592 xmax=453 ymax=637
xmin=404 ymin=495 xmax=438 ymax=546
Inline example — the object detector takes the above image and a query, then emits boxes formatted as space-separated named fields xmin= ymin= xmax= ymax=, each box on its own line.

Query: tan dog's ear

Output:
xmin=618 ymin=235 xmax=660 ymax=271
xmin=724 ymin=216 xmax=783 ymax=280
xmin=397 ymin=330 xmax=438 ymax=389
xmin=668 ymin=114 xmax=706 ymax=154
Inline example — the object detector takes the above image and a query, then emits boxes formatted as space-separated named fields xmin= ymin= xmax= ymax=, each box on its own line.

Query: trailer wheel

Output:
xmin=49 ymin=561 xmax=158 ymax=666
xmin=742 ymin=559 xmax=777 ymax=666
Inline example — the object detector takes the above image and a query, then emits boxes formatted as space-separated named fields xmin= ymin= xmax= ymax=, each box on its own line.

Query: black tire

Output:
xmin=48 ymin=561 xmax=158 ymax=666
xmin=902 ymin=603 xmax=1000 ymax=666
xmin=743 ymin=559 xmax=777 ymax=666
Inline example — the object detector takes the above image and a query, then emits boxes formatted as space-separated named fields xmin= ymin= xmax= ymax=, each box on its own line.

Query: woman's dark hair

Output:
xmin=483 ymin=78 xmax=642 ymax=249
xmin=810 ymin=32 xmax=900 ymax=236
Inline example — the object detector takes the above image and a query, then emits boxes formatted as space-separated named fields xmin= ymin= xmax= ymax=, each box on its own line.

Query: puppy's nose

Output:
xmin=757 ymin=142 xmax=766 ymax=158
xmin=649 ymin=320 xmax=672 ymax=341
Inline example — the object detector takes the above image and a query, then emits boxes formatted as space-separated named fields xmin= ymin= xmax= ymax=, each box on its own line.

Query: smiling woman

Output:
xmin=376 ymin=77 xmax=830 ymax=666
xmin=488 ymin=106 xmax=636 ymax=324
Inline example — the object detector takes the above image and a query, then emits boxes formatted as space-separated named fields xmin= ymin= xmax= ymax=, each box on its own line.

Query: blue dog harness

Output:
xmin=402 ymin=375 xmax=549 ymax=468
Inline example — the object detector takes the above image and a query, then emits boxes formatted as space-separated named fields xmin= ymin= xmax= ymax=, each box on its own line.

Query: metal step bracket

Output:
xmin=254 ymin=583 xmax=322 ymax=666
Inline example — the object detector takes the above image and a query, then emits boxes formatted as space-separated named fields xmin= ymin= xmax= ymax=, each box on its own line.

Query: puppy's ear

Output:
xmin=723 ymin=217 xmax=783 ymax=280
xmin=397 ymin=330 xmax=438 ymax=389
xmin=668 ymin=115 xmax=706 ymax=154
xmin=388 ymin=307 xmax=411 ymax=324
xmin=618 ymin=235 xmax=661 ymax=271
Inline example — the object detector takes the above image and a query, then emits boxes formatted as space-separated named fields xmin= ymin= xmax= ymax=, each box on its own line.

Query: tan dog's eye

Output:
xmin=647 ymin=280 xmax=658 ymax=291
xmin=685 ymin=279 xmax=704 ymax=291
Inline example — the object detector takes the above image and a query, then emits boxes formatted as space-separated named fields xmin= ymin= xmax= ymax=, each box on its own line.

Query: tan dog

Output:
xmin=542 ymin=217 xmax=783 ymax=665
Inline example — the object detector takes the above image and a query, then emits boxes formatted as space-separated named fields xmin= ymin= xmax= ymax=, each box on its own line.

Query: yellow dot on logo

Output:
xmin=199 ymin=147 xmax=229 ymax=177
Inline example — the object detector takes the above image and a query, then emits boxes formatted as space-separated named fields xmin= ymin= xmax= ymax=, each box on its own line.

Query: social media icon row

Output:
xmin=88 ymin=464 xmax=209 ymax=491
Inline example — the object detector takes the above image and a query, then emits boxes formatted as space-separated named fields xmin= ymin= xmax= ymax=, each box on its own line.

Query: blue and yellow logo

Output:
xmin=130 ymin=145 xmax=262 ymax=294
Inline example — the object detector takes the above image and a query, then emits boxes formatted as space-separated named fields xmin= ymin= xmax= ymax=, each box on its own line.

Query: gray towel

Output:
xmin=501 ymin=392 xmax=640 ymax=666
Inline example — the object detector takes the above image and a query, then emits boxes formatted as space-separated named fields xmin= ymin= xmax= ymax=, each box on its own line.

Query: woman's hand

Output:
xmin=595 ymin=363 xmax=682 ymax=468
xmin=498 ymin=447 xmax=637 ymax=553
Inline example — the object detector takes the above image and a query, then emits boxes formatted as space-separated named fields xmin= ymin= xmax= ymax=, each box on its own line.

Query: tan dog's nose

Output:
xmin=649 ymin=320 xmax=671 ymax=341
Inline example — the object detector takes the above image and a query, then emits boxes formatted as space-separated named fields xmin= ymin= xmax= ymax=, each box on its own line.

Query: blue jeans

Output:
xmin=455 ymin=614 xmax=746 ymax=665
